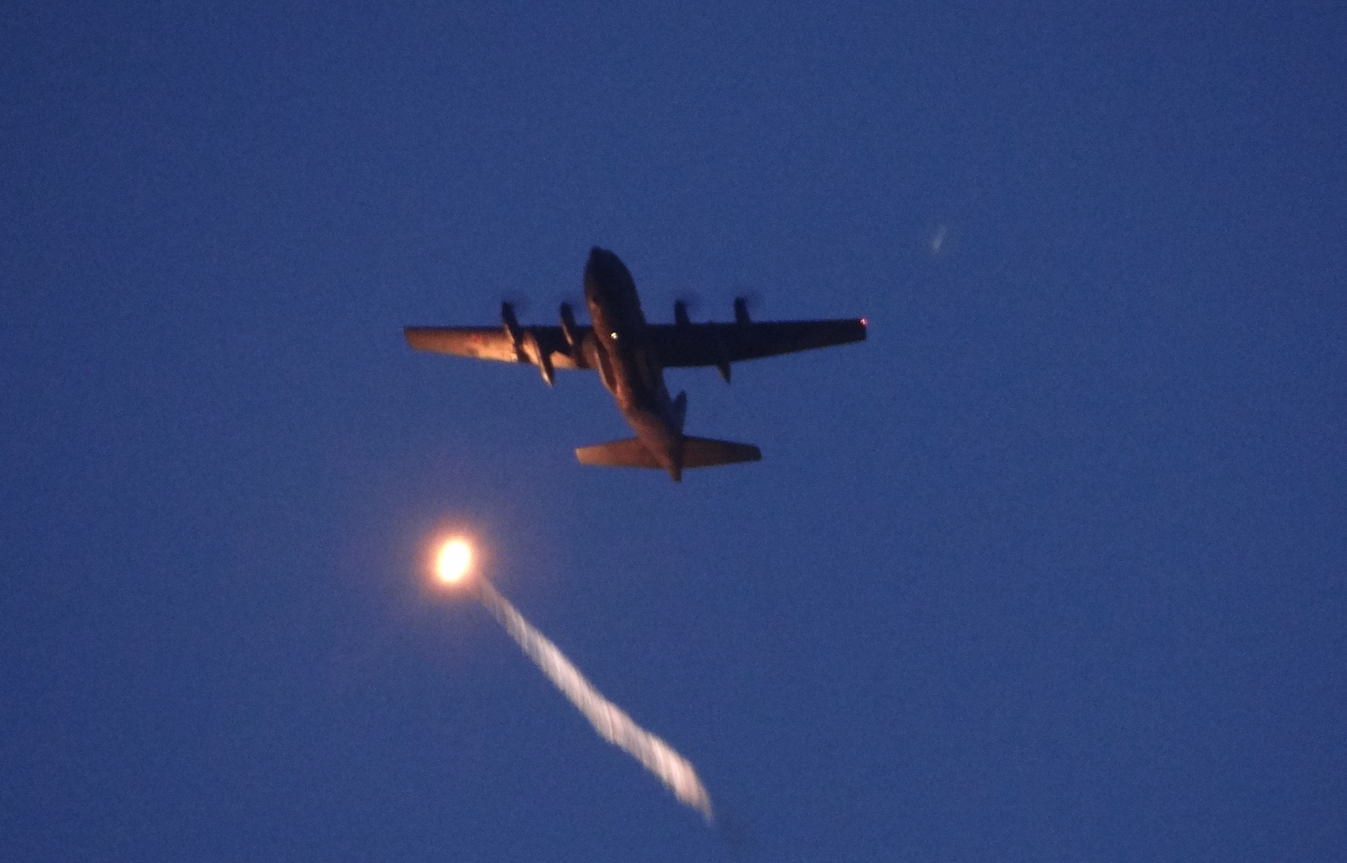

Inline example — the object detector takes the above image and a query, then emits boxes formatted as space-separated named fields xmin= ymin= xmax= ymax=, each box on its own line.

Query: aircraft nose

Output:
xmin=584 ymin=247 xmax=616 ymax=298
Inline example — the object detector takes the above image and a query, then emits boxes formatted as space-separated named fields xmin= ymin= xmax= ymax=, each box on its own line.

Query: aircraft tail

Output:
xmin=574 ymin=436 xmax=761 ymax=471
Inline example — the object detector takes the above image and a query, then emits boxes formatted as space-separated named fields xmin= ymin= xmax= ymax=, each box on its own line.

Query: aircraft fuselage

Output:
xmin=582 ymin=248 xmax=688 ymax=479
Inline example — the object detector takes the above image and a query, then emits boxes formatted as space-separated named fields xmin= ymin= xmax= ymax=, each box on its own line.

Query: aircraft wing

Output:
xmin=403 ymin=326 xmax=584 ymax=370
xmin=648 ymin=318 xmax=866 ymax=368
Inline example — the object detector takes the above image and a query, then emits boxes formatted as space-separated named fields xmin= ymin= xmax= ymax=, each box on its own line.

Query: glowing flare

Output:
xmin=435 ymin=538 xmax=473 ymax=584
xmin=477 ymin=580 xmax=714 ymax=822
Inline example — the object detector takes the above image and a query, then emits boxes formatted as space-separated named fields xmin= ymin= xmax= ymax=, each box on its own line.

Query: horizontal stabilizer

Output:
xmin=681 ymin=436 xmax=761 ymax=468
xmin=574 ymin=436 xmax=762 ymax=470
xmin=575 ymin=438 xmax=662 ymax=469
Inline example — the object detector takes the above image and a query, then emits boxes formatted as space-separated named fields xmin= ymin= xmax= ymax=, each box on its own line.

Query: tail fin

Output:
xmin=681 ymin=436 xmax=761 ymax=468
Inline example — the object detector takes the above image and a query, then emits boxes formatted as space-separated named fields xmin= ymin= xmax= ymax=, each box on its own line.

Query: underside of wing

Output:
xmin=648 ymin=319 xmax=867 ymax=368
xmin=403 ymin=326 xmax=584 ymax=370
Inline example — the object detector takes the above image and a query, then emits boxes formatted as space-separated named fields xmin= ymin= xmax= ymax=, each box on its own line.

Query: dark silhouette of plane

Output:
xmin=404 ymin=248 xmax=866 ymax=481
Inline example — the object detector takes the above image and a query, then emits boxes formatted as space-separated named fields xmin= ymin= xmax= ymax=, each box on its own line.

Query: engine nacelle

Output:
xmin=559 ymin=302 xmax=585 ymax=357
xmin=521 ymin=329 xmax=555 ymax=386
xmin=501 ymin=302 xmax=524 ymax=360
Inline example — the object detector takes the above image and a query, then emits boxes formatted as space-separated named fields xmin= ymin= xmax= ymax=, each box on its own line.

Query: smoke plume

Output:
xmin=477 ymin=580 xmax=714 ymax=821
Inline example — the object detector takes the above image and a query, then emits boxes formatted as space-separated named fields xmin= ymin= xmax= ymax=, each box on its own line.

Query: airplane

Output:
xmin=404 ymin=247 xmax=866 ymax=481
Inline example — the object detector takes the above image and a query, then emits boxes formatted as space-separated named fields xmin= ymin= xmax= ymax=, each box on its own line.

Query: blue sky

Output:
xmin=3 ymin=2 xmax=1344 ymax=860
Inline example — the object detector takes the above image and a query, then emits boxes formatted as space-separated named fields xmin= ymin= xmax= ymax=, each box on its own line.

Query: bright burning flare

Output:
xmin=435 ymin=538 xmax=473 ymax=584
xmin=477 ymin=580 xmax=714 ymax=821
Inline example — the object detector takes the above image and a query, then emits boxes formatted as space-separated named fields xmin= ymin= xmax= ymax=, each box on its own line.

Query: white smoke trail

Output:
xmin=477 ymin=580 xmax=714 ymax=822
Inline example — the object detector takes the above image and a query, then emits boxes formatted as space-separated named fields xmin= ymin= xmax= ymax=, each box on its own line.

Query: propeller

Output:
xmin=551 ymin=292 xmax=587 ymax=321
xmin=498 ymin=291 xmax=531 ymax=317
xmin=672 ymin=291 xmax=702 ymax=326
xmin=732 ymin=287 xmax=763 ymax=319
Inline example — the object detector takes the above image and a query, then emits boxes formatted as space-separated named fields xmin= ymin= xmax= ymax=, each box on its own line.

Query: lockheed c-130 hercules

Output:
xmin=404 ymin=247 xmax=867 ymax=482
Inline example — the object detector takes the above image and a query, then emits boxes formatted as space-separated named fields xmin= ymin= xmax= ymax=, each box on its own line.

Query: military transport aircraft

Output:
xmin=404 ymin=247 xmax=866 ymax=481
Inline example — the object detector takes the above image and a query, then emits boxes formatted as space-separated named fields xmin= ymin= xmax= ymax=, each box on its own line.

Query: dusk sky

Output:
xmin=3 ymin=2 xmax=1344 ymax=860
